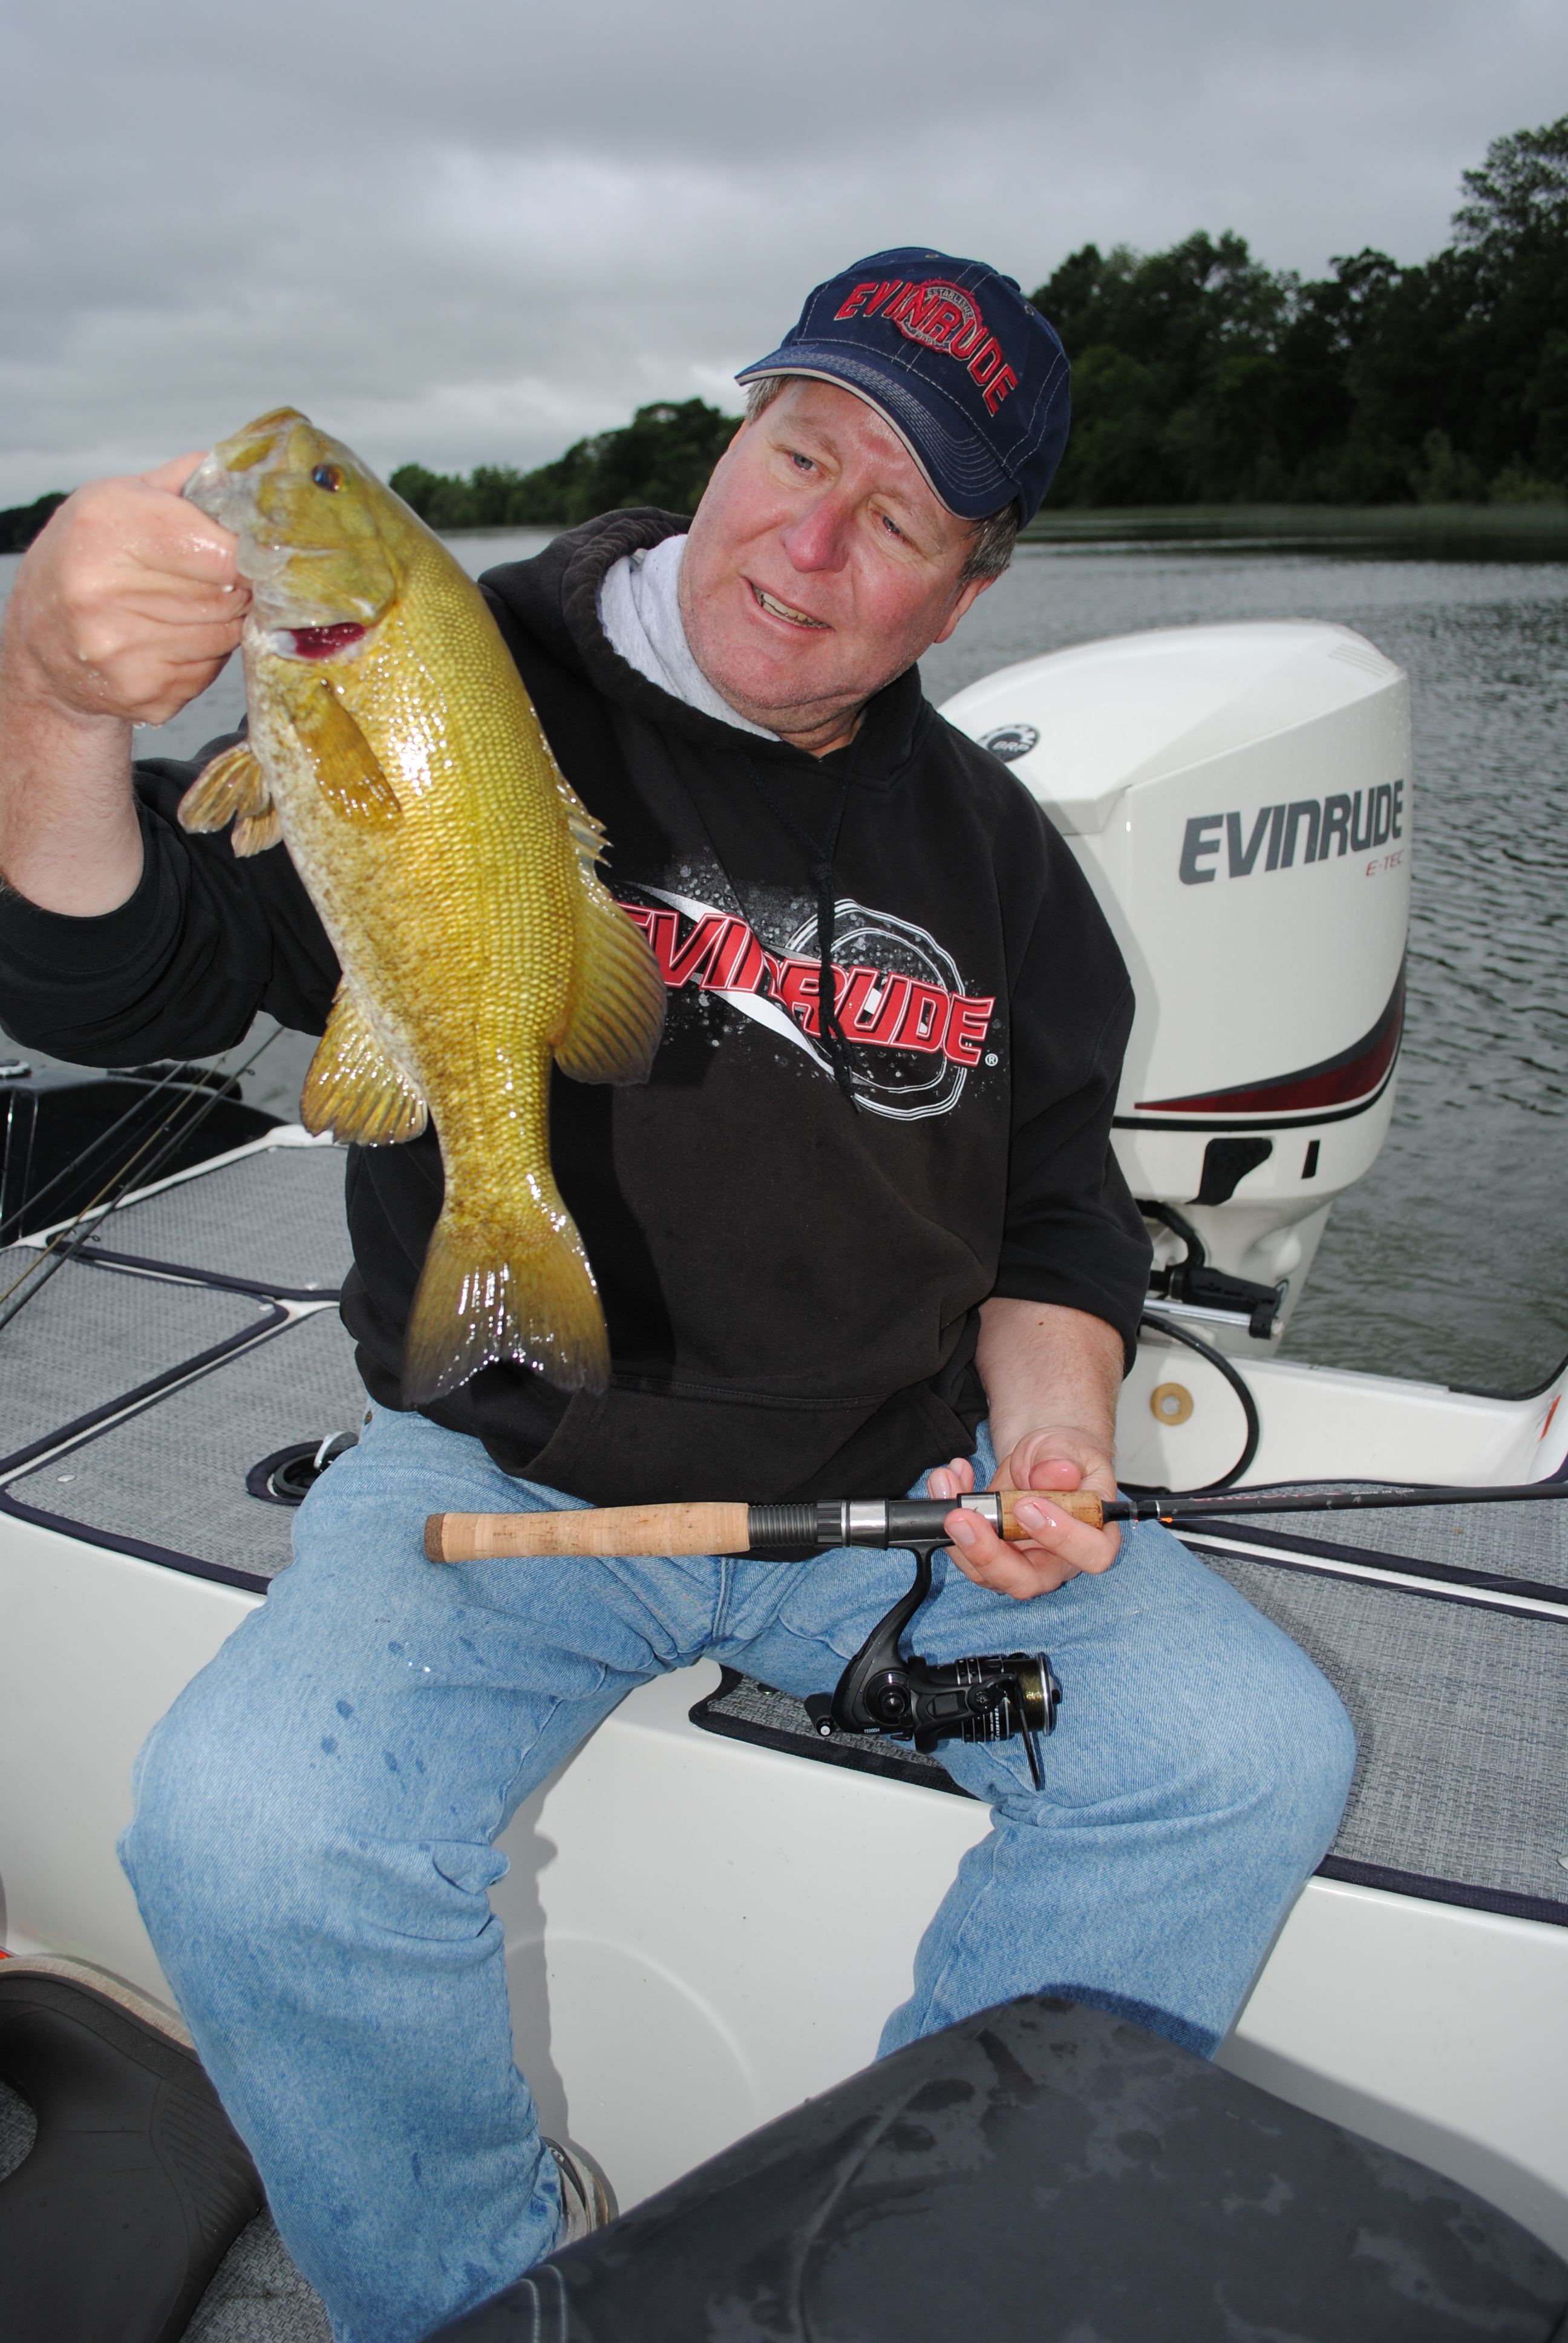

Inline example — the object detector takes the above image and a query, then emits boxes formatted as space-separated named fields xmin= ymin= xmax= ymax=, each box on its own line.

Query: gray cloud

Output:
xmin=4 ymin=0 xmax=1564 ymax=500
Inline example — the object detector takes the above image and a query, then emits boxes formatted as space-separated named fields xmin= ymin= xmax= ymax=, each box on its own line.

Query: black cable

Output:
xmin=1135 ymin=1309 xmax=1261 ymax=1494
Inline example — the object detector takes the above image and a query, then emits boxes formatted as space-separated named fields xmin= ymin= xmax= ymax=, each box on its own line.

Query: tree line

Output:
xmin=1037 ymin=116 xmax=1566 ymax=507
xmin=2 ymin=117 xmax=1561 ymax=550
xmin=388 ymin=398 xmax=737 ymax=532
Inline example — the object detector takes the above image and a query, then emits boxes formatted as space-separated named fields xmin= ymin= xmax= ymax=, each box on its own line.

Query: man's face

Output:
xmin=679 ymin=379 xmax=994 ymax=749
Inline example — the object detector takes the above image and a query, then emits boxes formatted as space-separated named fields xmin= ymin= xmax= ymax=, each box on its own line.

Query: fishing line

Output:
xmin=0 ymin=1026 xmax=283 ymax=1336
xmin=0 ymin=1055 xmax=232 ymax=1251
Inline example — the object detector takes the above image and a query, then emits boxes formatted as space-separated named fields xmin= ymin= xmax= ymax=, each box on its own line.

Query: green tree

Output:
xmin=391 ymin=399 xmax=738 ymax=533
xmin=1030 ymin=117 xmax=1568 ymax=507
xmin=1034 ymin=232 xmax=1290 ymax=504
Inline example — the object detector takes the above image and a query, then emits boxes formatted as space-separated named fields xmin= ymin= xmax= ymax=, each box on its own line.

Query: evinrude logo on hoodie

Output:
xmin=621 ymin=889 xmax=996 ymax=1121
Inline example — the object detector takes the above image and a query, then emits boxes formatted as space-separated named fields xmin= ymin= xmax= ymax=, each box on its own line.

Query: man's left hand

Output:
xmin=929 ymin=1427 xmax=1121 ymax=1600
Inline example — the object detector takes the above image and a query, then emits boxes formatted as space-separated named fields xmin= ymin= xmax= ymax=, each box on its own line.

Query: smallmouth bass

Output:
xmin=180 ymin=408 xmax=664 ymax=1403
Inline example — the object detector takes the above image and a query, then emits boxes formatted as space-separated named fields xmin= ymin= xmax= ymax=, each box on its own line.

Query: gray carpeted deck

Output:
xmin=81 ymin=1144 xmax=351 ymax=1299
xmin=182 ymin=2215 xmax=332 ymax=2343
xmin=1197 ymin=1547 xmax=1568 ymax=1913
xmin=696 ymin=1537 xmax=1568 ymax=1927
xmin=0 ymin=1247 xmax=276 ymax=1472
xmin=4 ymin=1307 xmax=368 ymax=1586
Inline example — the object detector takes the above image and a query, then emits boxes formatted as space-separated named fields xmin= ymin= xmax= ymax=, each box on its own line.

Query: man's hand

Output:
xmin=930 ymin=1429 xmax=1121 ymax=1598
xmin=5 ymin=455 xmax=247 ymax=729
xmin=931 ymin=1297 xmax=1126 ymax=1599
xmin=0 ymin=454 xmax=246 ymax=916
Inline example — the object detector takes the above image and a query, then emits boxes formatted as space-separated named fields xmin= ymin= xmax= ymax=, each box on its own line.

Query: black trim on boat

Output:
xmin=1178 ymin=1535 xmax=1568 ymax=1627
xmin=1175 ymin=1518 xmax=1568 ymax=1607
xmin=79 ymin=1247 xmax=342 ymax=1306
xmin=0 ymin=1487 xmax=270 ymax=1596
xmin=1315 ymin=1855 xmax=1568 ymax=1932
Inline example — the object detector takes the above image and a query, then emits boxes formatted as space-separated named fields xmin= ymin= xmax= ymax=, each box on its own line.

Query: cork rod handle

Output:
xmin=999 ymin=1489 xmax=1105 ymax=1533
xmin=425 ymin=1488 xmax=1106 ymax=1562
xmin=425 ymin=1500 xmax=751 ymax=1564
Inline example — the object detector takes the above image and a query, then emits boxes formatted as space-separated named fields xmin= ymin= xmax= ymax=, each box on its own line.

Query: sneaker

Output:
xmin=544 ymin=2136 xmax=616 ymax=2246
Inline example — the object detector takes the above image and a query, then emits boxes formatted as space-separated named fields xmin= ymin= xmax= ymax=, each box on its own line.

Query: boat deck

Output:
xmin=1 ymin=1134 xmax=1566 ymax=2332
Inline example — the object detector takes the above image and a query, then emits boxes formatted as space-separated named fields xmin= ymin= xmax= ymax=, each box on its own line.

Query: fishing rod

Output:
xmin=423 ymin=1472 xmax=1568 ymax=1788
xmin=0 ymin=1027 xmax=282 ymax=1337
xmin=424 ymin=1475 xmax=1568 ymax=1565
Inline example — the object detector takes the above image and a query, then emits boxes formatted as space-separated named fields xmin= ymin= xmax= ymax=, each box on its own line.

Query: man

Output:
xmin=0 ymin=250 xmax=1354 ymax=2342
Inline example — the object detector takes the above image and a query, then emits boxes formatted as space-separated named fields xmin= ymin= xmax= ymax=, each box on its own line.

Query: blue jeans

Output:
xmin=120 ymin=1404 xmax=1354 ymax=2343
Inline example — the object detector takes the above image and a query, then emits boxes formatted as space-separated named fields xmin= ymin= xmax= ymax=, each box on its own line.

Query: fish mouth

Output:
xmin=185 ymin=411 xmax=397 ymax=634
xmin=285 ymin=622 xmax=369 ymax=661
xmin=749 ymin=581 xmax=829 ymax=630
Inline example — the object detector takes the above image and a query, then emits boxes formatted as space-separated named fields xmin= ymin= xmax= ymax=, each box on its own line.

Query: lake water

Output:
xmin=2 ymin=525 xmax=1564 ymax=1394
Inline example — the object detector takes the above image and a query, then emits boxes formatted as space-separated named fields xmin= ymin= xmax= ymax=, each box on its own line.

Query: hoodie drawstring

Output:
xmin=742 ymin=756 xmax=860 ymax=1112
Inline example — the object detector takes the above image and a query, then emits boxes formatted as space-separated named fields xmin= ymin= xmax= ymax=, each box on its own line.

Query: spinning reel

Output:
xmin=802 ymin=1533 xmax=1062 ymax=1789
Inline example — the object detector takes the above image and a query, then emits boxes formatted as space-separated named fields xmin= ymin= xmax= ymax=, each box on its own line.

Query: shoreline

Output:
xmin=1020 ymin=501 xmax=1568 ymax=549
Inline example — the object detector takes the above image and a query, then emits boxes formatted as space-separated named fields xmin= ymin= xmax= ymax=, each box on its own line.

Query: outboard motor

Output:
xmin=942 ymin=621 xmax=1410 ymax=1354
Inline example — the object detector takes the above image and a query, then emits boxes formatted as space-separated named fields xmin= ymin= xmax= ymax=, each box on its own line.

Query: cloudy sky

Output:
xmin=3 ymin=0 xmax=1564 ymax=505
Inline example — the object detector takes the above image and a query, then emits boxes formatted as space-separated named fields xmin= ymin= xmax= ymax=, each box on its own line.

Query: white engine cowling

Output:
xmin=941 ymin=620 xmax=1411 ymax=1354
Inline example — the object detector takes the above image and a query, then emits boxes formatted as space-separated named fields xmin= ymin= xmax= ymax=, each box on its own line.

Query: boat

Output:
xmin=1 ymin=617 xmax=1564 ymax=2328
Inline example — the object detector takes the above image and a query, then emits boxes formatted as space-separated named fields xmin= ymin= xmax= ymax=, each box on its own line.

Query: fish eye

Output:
xmin=311 ymin=464 xmax=345 ymax=491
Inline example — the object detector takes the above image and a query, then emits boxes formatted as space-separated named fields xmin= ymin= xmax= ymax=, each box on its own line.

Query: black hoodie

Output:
xmin=0 ymin=510 xmax=1150 ymax=1503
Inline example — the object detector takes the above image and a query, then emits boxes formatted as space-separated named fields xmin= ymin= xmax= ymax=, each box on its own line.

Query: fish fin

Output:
xmin=554 ymin=866 xmax=667 ymax=1087
xmin=402 ymin=1201 xmax=610 ymax=1403
xmin=302 ymin=981 xmax=428 ymax=1145
xmin=557 ymin=772 xmax=612 ymax=874
xmin=177 ymin=742 xmax=272 ymax=836
xmin=232 ymin=807 xmax=284 ymax=857
xmin=292 ymin=681 xmax=402 ymax=823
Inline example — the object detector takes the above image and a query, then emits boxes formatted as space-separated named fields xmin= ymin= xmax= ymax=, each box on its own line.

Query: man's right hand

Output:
xmin=0 ymin=455 xmax=247 ymax=916
xmin=7 ymin=455 xmax=247 ymax=728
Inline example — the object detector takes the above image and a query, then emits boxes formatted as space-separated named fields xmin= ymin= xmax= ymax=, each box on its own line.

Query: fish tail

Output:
xmin=402 ymin=1191 xmax=609 ymax=1406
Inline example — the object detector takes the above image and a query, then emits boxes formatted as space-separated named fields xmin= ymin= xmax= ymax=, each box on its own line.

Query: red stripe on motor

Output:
xmin=1135 ymin=972 xmax=1404 ymax=1116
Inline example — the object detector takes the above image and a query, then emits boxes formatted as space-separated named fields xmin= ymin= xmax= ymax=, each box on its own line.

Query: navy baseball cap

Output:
xmin=736 ymin=248 xmax=1071 ymax=525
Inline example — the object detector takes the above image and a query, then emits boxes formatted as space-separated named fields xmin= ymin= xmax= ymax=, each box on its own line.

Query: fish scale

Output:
xmin=180 ymin=408 xmax=665 ymax=1401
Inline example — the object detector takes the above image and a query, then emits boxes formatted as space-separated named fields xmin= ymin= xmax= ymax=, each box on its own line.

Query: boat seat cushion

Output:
xmin=433 ymin=1992 xmax=1568 ymax=2343
xmin=0 ymin=1960 xmax=264 ymax=2343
